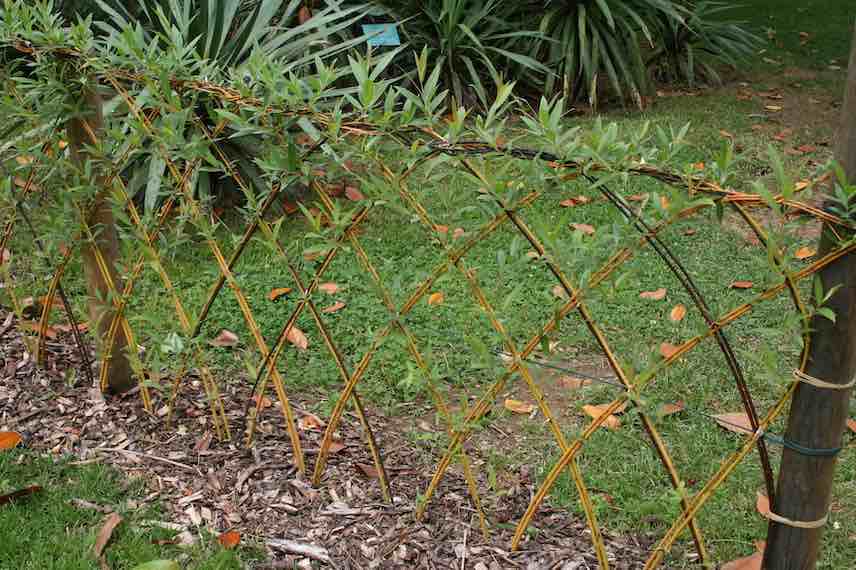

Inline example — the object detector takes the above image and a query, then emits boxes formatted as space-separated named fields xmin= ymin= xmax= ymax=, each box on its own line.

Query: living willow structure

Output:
xmin=1 ymin=3 xmax=854 ymax=568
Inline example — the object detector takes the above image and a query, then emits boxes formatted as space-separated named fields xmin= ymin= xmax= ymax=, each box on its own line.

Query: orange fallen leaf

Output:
xmin=552 ymin=285 xmax=567 ymax=299
xmin=846 ymin=418 xmax=855 ymax=434
xmin=345 ymin=186 xmax=365 ymax=201
xmin=0 ymin=431 xmax=23 ymax=450
xmin=0 ymin=248 xmax=10 ymax=263
xmin=93 ymin=512 xmax=123 ymax=558
xmin=318 ymin=282 xmax=339 ymax=294
xmin=659 ymin=401 xmax=685 ymax=417
xmin=322 ymin=301 xmax=346 ymax=314
xmin=692 ymin=162 xmax=705 ymax=170
xmin=721 ymin=550 xmax=763 ymax=570
xmin=794 ymin=180 xmax=811 ymax=191
xmin=670 ymin=304 xmax=687 ymax=322
xmin=287 ymin=326 xmax=308 ymax=351
xmin=209 ymin=329 xmax=239 ymax=347
xmin=218 ymin=530 xmax=241 ymax=549
xmin=434 ymin=224 xmax=449 ymax=234
xmin=252 ymin=394 xmax=272 ymax=410
xmin=659 ymin=342 xmax=680 ymax=359
xmin=730 ymin=281 xmax=754 ymax=289
xmin=627 ymin=193 xmax=649 ymax=201
xmin=714 ymin=412 xmax=753 ymax=434
xmin=794 ymin=246 xmax=815 ymax=260
xmin=427 ymin=292 xmax=445 ymax=306
xmin=504 ymin=399 xmax=535 ymax=415
xmin=560 ymin=196 xmax=591 ymax=207
xmin=640 ymin=288 xmax=667 ymax=300
xmin=268 ymin=287 xmax=292 ymax=301
xmin=452 ymin=228 xmax=465 ymax=240
xmin=54 ymin=322 xmax=89 ymax=334
xmin=570 ymin=223 xmax=595 ymax=235
xmin=581 ymin=404 xmax=621 ymax=430
xmin=659 ymin=195 xmax=670 ymax=210
xmin=756 ymin=490 xmax=770 ymax=517
xmin=298 ymin=412 xmax=325 ymax=431
xmin=560 ymin=376 xmax=592 ymax=389
xmin=796 ymin=144 xmax=816 ymax=154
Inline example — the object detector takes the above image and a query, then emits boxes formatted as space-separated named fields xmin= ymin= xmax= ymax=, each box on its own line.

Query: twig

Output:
xmin=95 ymin=447 xmax=199 ymax=473
xmin=267 ymin=538 xmax=333 ymax=566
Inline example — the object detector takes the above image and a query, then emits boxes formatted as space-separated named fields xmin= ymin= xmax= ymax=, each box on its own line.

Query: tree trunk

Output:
xmin=67 ymin=87 xmax=134 ymax=394
xmin=762 ymin=21 xmax=856 ymax=570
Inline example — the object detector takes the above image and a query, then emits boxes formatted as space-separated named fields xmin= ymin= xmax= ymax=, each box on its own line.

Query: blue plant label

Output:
xmin=362 ymin=23 xmax=401 ymax=47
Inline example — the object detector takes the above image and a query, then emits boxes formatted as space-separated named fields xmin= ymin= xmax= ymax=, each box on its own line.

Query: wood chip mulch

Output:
xmin=0 ymin=310 xmax=652 ymax=569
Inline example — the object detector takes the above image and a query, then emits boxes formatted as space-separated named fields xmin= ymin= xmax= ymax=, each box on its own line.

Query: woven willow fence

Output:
xmin=2 ymin=35 xmax=855 ymax=570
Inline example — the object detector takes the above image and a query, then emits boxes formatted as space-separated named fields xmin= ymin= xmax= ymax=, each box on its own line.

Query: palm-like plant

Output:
xmin=94 ymin=0 xmax=370 ymax=212
xmin=647 ymin=1 xmax=761 ymax=87
xmin=526 ymin=0 xmax=684 ymax=108
xmin=370 ymin=0 xmax=549 ymax=107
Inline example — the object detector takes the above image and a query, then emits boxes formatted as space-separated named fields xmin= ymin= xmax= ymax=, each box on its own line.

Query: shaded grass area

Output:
xmin=0 ymin=450 xmax=254 ymax=569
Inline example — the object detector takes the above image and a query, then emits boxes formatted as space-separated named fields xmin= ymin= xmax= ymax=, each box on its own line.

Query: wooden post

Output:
xmin=763 ymin=22 xmax=856 ymax=570
xmin=67 ymin=86 xmax=134 ymax=394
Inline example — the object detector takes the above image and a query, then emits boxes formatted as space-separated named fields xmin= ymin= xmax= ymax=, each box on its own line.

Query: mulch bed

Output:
xmin=0 ymin=310 xmax=652 ymax=569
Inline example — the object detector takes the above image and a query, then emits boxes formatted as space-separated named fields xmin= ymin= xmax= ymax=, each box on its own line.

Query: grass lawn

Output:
xmin=1 ymin=3 xmax=855 ymax=570
xmin=0 ymin=450 xmax=255 ymax=569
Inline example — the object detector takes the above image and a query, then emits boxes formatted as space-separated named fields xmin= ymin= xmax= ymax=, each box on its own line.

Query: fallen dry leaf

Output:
xmin=218 ymin=530 xmax=241 ymax=549
xmin=714 ymin=412 xmax=753 ymax=434
xmin=794 ymin=180 xmax=811 ymax=191
xmin=659 ymin=401 xmax=685 ymax=417
xmin=94 ymin=512 xmax=123 ymax=558
xmin=0 ymin=431 xmax=23 ymax=450
xmin=640 ymin=288 xmax=667 ymax=301
xmin=581 ymin=404 xmax=621 ymax=430
xmin=452 ymin=227 xmax=465 ymax=240
xmin=18 ymin=321 xmax=58 ymax=339
xmin=794 ymin=246 xmax=815 ymax=260
xmin=318 ymin=282 xmax=339 ymax=294
xmin=427 ymin=292 xmax=445 ymax=306
xmin=322 ymin=301 xmax=346 ymax=314
xmin=329 ymin=440 xmax=346 ymax=455
xmin=730 ymin=281 xmax=754 ymax=289
xmin=627 ymin=193 xmax=649 ymax=201
xmin=504 ymin=399 xmax=535 ymax=415
xmin=846 ymin=418 xmax=855 ymax=434
xmin=756 ymin=490 xmax=770 ymax=517
xmin=692 ymin=162 xmax=705 ymax=170
xmin=764 ymin=105 xmax=783 ymax=112
xmin=796 ymin=144 xmax=816 ymax=154
xmin=721 ymin=551 xmax=763 ymax=570
xmin=560 ymin=376 xmax=592 ymax=389
xmin=0 ymin=248 xmax=10 ymax=263
xmin=209 ymin=329 xmax=239 ymax=347
xmin=683 ymin=228 xmax=697 ymax=236
xmin=356 ymin=463 xmax=379 ymax=478
xmin=298 ymin=412 xmax=325 ymax=431
xmin=345 ymin=186 xmax=365 ymax=201
xmin=252 ymin=394 xmax=272 ymax=410
xmin=570 ymin=223 xmax=595 ymax=235
xmin=670 ymin=304 xmax=687 ymax=322
xmin=552 ymin=285 xmax=567 ymax=299
xmin=720 ymin=130 xmax=734 ymax=139
xmin=434 ymin=224 xmax=449 ymax=234
xmin=659 ymin=342 xmax=680 ymax=359
xmin=54 ymin=322 xmax=89 ymax=334
xmin=268 ymin=287 xmax=292 ymax=301
xmin=560 ymin=196 xmax=591 ymax=207
xmin=286 ymin=326 xmax=308 ymax=351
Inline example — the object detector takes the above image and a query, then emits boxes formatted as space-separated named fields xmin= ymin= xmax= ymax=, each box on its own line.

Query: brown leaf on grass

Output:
xmin=286 ymin=327 xmax=308 ymax=351
xmin=846 ymin=418 xmax=856 ymax=434
xmin=268 ymin=287 xmax=292 ymax=301
xmin=659 ymin=401 xmax=685 ymax=417
xmin=730 ymin=280 xmax=754 ymax=289
xmin=670 ymin=304 xmax=687 ymax=322
xmin=0 ymin=485 xmax=42 ymax=506
xmin=796 ymin=144 xmax=817 ymax=154
xmin=627 ymin=193 xmax=649 ymax=202
xmin=581 ymin=405 xmax=621 ymax=430
xmin=345 ymin=186 xmax=365 ymax=201
xmin=252 ymin=394 xmax=272 ymax=410
xmin=322 ymin=301 xmax=346 ymax=314
xmin=552 ymin=285 xmax=567 ymax=299
xmin=640 ymin=288 xmax=667 ymax=300
xmin=714 ymin=412 xmax=753 ymax=434
xmin=218 ymin=530 xmax=241 ymax=549
xmin=773 ymin=129 xmax=793 ymax=142
xmin=0 ymin=431 xmax=23 ymax=450
xmin=756 ymin=490 xmax=770 ymax=517
xmin=504 ymin=399 xmax=535 ymax=414
xmin=94 ymin=512 xmax=123 ymax=558
xmin=356 ymin=463 xmax=379 ymax=478
xmin=0 ymin=248 xmax=10 ymax=263
xmin=15 ymin=155 xmax=34 ymax=166
xmin=427 ymin=292 xmax=445 ymax=306
xmin=318 ymin=282 xmax=339 ymax=294
xmin=659 ymin=342 xmax=680 ymax=359
xmin=721 ymin=551 xmax=763 ymax=570
xmin=209 ymin=329 xmax=239 ymax=347
xmin=560 ymin=376 xmax=592 ymax=389
xmin=794 ymin=246 xmax=815 ymax=260
xmin=659 ymin=195 xmax=670 ymax=210
xmin=683 ymin=228 xmax=697 ymax=236
xmin=434 ymin=224 xmax=449 ymax=234
xmin=720 ymin=130 xmax=734 ymax=139
xmin=560 ymin=196 xmax=591 ymax=207
xmin=750 ymin=124 xmax=764 ymax=131
xmin=691 ymin=162 xmax=705 ymax=170
xmin=452 ymin=227 xmax=465 ymax=240
xmin=794 ymin=180 xmax=811 ymax=191
xmin=570 ymin=223 xmax=595 ymax=235
xmin=54 ymin=322 xmax=89 ymax=334
xmin=298 ymin=412 xmax=325 ymax=431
